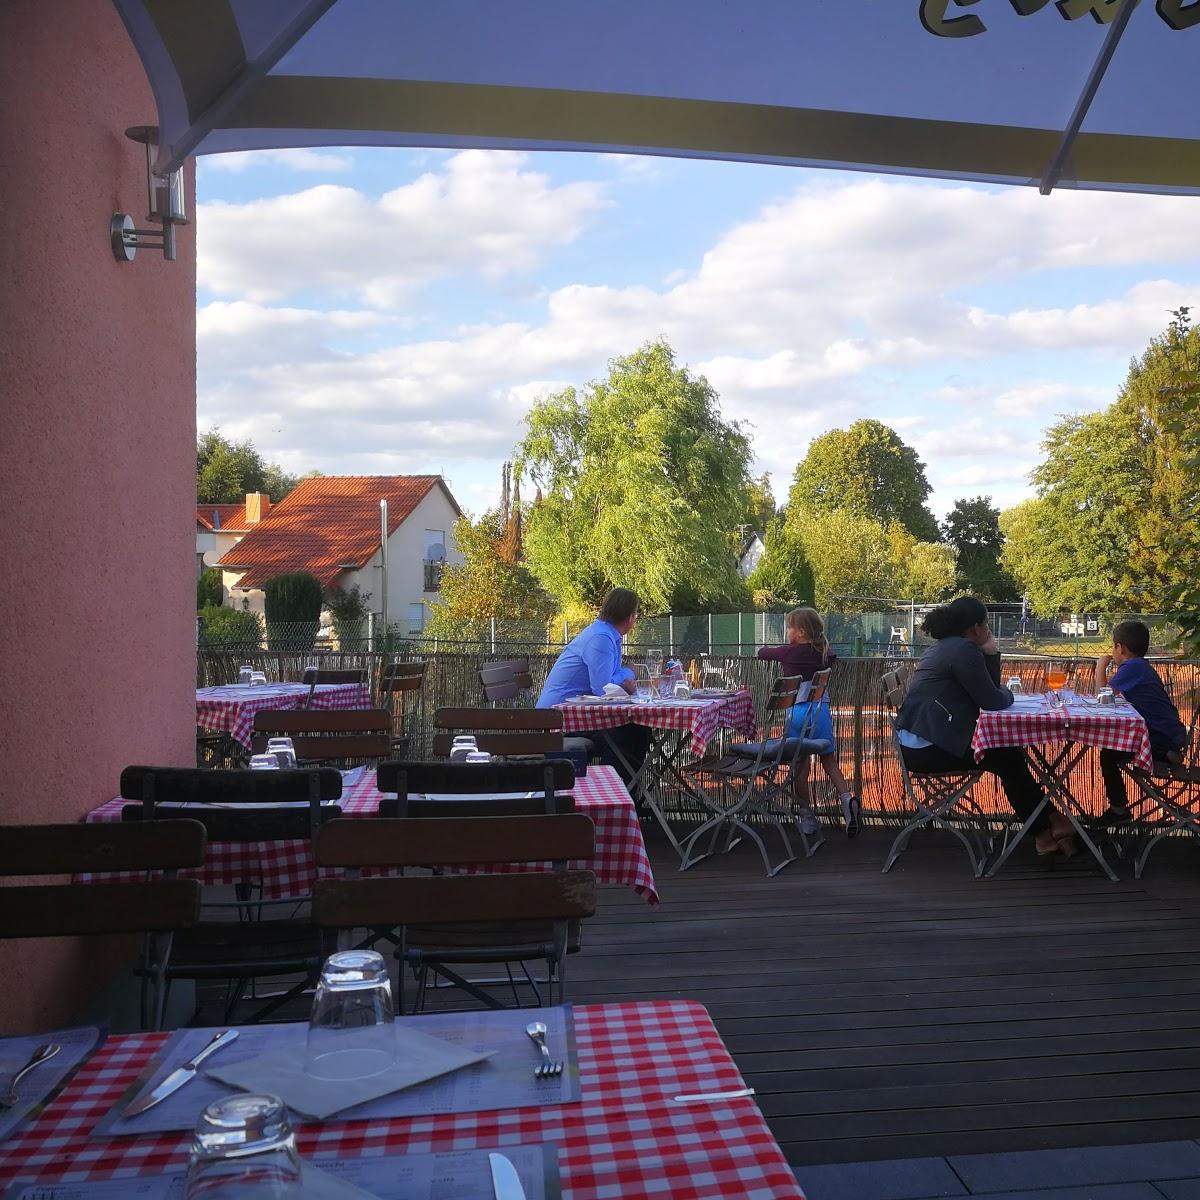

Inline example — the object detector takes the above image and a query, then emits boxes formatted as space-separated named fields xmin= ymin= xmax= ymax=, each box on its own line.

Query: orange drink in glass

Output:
xmin=1046 ymin=666 xmax=1067 ymax=692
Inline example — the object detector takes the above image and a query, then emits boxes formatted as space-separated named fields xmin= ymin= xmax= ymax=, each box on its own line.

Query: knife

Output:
xmin=122 ymin=1029 xmax=238 ymax=1117
xmin=489 ymin=1152 xmax=528 ymax=1200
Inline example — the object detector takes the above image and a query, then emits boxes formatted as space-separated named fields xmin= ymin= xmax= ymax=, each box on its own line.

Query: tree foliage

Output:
xmin=1143 ymin=309 xmax=1200 ymax=651
xmin=196 ymin=567 xmax=223 ymax=610
xmin=515 ymin=341 xmax=753 ymax=613
xmin=425 ymin=512 xmax=558 ymax=642
xmin=941 ymin=496 xmax=1019 ymax=600
xmin=745 ymin=517 xmax=814 ymax=610
xmin=738 ymin=472 xmax=777 ymax=535
xmin=197 ymin=429 xmax=307 ymax=504
xmin=788 ymin=419 xmax=939 ymax=540
xmin=781 ymin=506 xmax=956 ymax=610
xmin=325 ymin=584 xmax=372 ymax=648
xmin=197 ymin=605 xmax=262 ymax=649
xmin=263 ymin=571 xmax=323 ymax=650
xmin=1000 ymin=402 xmax=1153 ymax=614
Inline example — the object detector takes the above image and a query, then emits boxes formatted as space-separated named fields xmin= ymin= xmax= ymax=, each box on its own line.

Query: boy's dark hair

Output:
xmin=599 ymin=587 xmax=639 ymax=625
xmin=922 ymin=595 xmax=988 ymax=640
xmin=1112 ymin=619 xmax=1150 ymax=657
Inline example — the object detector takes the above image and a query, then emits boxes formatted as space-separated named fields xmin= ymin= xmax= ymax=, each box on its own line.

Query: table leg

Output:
xmin=609 ymin=727 xmax=730 ymax=869
xmin=986 ymin=743 xmax=1118 ymax=881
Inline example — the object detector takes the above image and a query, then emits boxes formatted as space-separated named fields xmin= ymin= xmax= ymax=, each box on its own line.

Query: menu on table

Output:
xmin=5 ymin=1143 xmax=561 ymax=1200
xmin=95 ymin=1006 xmax=579 ymax=1136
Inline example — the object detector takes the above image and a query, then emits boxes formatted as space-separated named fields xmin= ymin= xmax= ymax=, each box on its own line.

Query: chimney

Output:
xmin=245 ymin=492 xmax=270 ymax=525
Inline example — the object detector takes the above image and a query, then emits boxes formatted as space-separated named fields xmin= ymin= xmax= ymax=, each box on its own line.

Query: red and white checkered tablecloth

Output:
xmin=86 ymin=765 xmax=659 ymax=906
xmin=972 ymin=699 xmax=1153 ymax=771
xmin=197 ymin=683 xmax=373 ymax=749
xmin=0 ymin=1001 xmax=803 ymax=1199
xmin=559 ymin=691 xmax=756 ymax=756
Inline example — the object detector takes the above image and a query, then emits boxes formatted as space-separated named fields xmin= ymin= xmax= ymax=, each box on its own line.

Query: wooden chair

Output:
xmin=432 ymin=706 xmax=566 ymax=757
xmin=0 ymin=820 xmax=206 ymax=1030
xmin=375 ymin=759 xmax=580 ymax=1009
xmin=119 ymin=766 xmax=343 ymax=1026
xmin=679 ymin=673 xmax=830 ymax=875
xmin=314 ymin=813 xmax=595 ymax=1013
xmin=380 ymin=661 xmax=426 ymax=756
xmin=251 ymin=708 xmax=391 ymax=766
xmin=880 ymin=664 xmax=994 ymax=878
xmin=479 ymin=658 xmax=533 ymax=705
xmin=296 ymin=667 xmax=368 ymax=709
xmin=377 ymin=759 xmax=576 ymax=817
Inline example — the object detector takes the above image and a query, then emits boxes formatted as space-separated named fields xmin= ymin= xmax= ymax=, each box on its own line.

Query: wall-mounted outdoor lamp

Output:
xmin=110 ymin=125 xmax=188 ymax=263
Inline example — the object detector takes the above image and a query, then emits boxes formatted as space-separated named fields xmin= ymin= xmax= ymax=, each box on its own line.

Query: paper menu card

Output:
xmin=206 ymin=1024 xmax=490 ymax=1121
xmin=95 ymin=1006 xmax=579 ymax=1136
xmin=0 ymin=1026 xmax=104 ymax=1143
xmin=4 ymin=1144 xmax=561 ymax=1200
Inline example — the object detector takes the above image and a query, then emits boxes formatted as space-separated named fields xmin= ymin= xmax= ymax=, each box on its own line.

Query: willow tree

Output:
xmin=515 ymin=341 xmax=752 ymax=613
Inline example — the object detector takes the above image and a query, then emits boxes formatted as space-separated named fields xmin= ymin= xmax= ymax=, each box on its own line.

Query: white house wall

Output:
xmin=344 ymin=486 xmax=463 ymax=630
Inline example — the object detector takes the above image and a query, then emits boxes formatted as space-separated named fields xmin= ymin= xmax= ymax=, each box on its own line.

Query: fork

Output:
xmin=0 ymin=1043 xmax=60 ymax=1108
xmin=525 ymin=1021 xmax=563 ymax=1079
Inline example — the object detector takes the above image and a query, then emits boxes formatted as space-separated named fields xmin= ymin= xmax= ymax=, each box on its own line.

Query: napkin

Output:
xmin=601 ymin=682 xmax=627 ymax=698
xmin=205 ymin=1025 xmax=491 ymax=1121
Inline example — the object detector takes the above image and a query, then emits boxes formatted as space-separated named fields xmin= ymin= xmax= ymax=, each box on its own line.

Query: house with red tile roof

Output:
xmin=216 ymin=475 xmax=463 ymax=632
xmin=196 ymin=494 xmax=271 ymax=595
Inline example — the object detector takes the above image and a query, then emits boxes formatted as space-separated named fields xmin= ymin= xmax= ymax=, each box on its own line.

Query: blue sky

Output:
xmin=195 ymin=146 xmax=1200 ymax=523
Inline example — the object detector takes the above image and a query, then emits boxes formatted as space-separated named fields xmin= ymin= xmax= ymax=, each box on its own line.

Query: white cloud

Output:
xmin=197 ymin=169 xmax=1200 ymax=521
xmin=197 ymin=150 xmax=607 ymax=305
xmin=203 ymin=148 xmax=355 ymax=173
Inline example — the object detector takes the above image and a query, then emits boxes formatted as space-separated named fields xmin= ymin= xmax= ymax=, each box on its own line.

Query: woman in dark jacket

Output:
xmin=896 ymin=596 xmax=1076 ymax=857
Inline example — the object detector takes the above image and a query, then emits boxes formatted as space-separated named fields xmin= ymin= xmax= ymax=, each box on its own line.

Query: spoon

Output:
xmin=0 ymin=1042 xmax=61 ymax=1108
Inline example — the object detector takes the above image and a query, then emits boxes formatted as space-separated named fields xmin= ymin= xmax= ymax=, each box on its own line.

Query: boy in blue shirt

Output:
xmin=1091 ymin=619 xmax=1188 ymax=824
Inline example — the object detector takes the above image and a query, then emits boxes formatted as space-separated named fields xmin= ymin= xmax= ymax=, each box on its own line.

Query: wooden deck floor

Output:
xmin=568 ymin=824 xmax=1200 ymax=1170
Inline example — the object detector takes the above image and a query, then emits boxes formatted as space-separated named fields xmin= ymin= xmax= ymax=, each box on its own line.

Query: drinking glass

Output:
xmin=1006 ymin=676 xmax=1023 ymax=695
xmin=645 ymin=650 xmax=663 ymax=680
xmin=238 ymin=666 xmax=254 ymax=686
xmin=249 ymin=754 xmax=280 ymax=771
xmin=183 ymin=1093 xmax=303 ymax=1199
xmin=305 ymin=950 xmax=396 ymax=1081
xmin=266 ymin=738 xmax=296 ymax=769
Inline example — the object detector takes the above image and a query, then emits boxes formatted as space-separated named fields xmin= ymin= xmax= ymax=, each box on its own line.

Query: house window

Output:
xmin=408 ymin=603 xmax=426 ymax=635
xmin=423 ymin=530 xmax=446 ymax=561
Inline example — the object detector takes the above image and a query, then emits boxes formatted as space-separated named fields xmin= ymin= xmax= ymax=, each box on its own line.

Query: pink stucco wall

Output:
xmin=0 ymin=1 xmax=197 ymax=1032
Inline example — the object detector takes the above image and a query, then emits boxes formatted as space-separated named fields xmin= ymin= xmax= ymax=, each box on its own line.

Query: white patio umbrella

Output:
xmin=114 ymin=0 xmax=1198 ymax=193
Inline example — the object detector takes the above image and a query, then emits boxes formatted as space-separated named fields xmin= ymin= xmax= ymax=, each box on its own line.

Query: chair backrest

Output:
xmin=761 ymin=673 xmax=804 ymax=737
xmin=313 ymin=814 xmax=596 ymax=929
xmin=251 ymin=708 xmax=392 ymax=762
xmin=380 ymin=661 xmax=427 ymax=692
xmin=119 ymin=765 xmax=343 ymax=843
xmin=881 ymin=664 xmax=913 ymax=712
xmin=376 ymin=758 xmax=574 ymax=817
xmin=432 ymin=706 xmax=563 ymax=756
xmin=297 ymin=668 xmax=367 ymax=686
xmin=0 ymin=820 xmax=205 ymax=938
xmin=480 ymin=657 xmax=534 ymax=704
xmin=480 ymin=662 xmax=521 ymax=704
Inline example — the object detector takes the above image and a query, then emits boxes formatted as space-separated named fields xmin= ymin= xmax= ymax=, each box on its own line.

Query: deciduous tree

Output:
xmin=425 ymin=512 xmax=557 ymax=642
xmin=197 ymin=429 xmax=304 ymax=504
xmin=515 ymin=341 xmax=753 ymax=613
xmin=941 ymin=496 xmax=1019 ymax=600
xmin=788 ymin=419 xmax=939 ymax=540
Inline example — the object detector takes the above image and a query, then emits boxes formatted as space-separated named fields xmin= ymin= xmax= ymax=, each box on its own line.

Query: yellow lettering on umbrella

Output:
xmin=919 ymin=0 xmax=987 ymax=37
xmin=1055 ymin=0 xmax=1129 ymax=22
xmin=1159 ymin=0 xmax=1200 ymax=28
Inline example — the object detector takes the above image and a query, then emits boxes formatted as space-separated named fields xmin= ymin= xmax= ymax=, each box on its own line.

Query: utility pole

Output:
xmin=379 ymin=498 xmax=388 ymax=641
